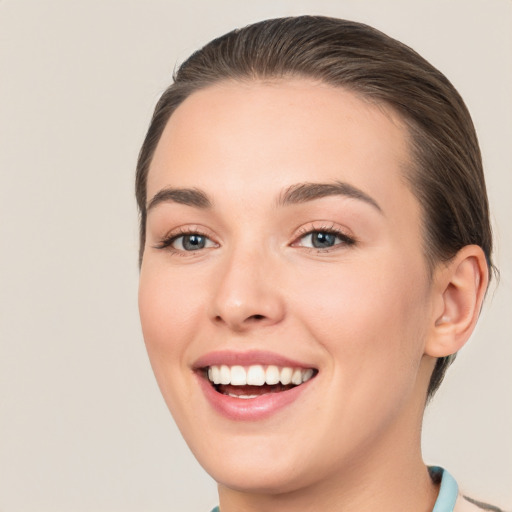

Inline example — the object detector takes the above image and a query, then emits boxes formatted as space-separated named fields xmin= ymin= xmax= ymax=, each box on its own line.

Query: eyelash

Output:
xmin=153 ymin=224 xmax=356 ymax=255
xmin=153 ymin=227 xmax=217 ymax=255
xmin=292 ymin=224 xmax=356 ymax=252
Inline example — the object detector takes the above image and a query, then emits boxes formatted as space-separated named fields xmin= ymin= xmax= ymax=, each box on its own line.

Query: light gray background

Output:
xmin=0 ymin=1 xmax=510 ymax=511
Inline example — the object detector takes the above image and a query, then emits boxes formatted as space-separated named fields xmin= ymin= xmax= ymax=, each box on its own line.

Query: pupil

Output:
xmin=312 ymin=232 xmax=336 ymax=248
xmin=183 ymin=235 xmax=205 ymax=250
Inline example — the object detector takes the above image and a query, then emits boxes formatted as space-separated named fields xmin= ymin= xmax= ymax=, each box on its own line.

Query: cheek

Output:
xmin=139 ymin=261 xmax=204 ymax=344
xmin=138 ymin=263 xmax=207 ymax=405
xmin=292 ymin=259 xmax=431 ymax=451
xmin=292 ymin=255 xmax=430 ymax=382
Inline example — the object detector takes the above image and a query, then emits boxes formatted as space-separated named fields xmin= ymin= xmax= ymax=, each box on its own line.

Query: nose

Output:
xmin=208 ymin=246 xmax=286 ymax=332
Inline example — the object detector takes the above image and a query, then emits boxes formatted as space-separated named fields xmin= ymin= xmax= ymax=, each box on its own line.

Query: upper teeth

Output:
xmin=207 ymin=365 xmax=314 ymax=386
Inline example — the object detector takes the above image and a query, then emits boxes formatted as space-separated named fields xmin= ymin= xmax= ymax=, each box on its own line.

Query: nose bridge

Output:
xmin=209 ymin=238 xmax=285 ymax=331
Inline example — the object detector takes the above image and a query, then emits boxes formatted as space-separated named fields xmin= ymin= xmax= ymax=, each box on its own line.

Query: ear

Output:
xmin=425 ymin=245 xmax=489 ymax=358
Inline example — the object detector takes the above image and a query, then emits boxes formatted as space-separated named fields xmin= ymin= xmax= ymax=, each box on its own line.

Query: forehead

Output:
xmin=148 ymin=79 xmax=418 ymax=221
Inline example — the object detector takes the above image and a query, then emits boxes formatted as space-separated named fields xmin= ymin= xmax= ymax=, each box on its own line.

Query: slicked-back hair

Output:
xmin=135 ymin=16 xmax=494 ymax=399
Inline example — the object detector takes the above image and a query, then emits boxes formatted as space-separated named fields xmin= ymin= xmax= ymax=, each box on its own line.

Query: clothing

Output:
xmin=209 ymin=467 xmax=502 ymax=512
xmin=430 ymin=467 xmax=502 ymax=512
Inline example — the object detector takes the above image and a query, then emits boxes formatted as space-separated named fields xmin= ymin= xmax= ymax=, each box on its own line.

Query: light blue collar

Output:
xmin=210 ymin=467 xmax=458 ymax=512
xmin=431 ymin=466 xmax=459 ymax=512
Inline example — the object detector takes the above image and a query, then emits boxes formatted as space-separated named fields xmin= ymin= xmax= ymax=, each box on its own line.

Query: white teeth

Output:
xmin=265 ymin=365 xmax=280 ymax=385
xmin=206 ymin=364 xmax=315 ymax=387
xmin=210 ymin=366 xmax=221 ymax=385
xmin=220 ymin=365 xmax=231 ymax=385
xmin=302 ymin=368 xmax=314 ymax=382
xmin=247 ymin=365 xmax=265 ymax=386
xmin=280 ymin=367 xmax=293 ymax=385
xmin=291 ymin=369 xmax=302 ymax=385
xmin=230 ymin=365 xmax=247 ymax=385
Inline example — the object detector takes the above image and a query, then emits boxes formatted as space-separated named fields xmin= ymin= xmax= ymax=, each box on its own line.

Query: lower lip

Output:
xmin=196 ymin=374 xmax=314 ymax=421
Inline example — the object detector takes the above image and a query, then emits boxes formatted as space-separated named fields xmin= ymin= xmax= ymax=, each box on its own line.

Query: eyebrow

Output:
xmin=146 ymin=181 xmax=382 ymax=214
xmin=147 ymin=187 xmax=212 ymax=211
xmin=277 ymin=181 xmax=383 ymax=213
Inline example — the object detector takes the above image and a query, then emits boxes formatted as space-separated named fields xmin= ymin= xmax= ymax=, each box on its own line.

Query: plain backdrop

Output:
xmin=0 ymin=1 xmax=511 ymax=511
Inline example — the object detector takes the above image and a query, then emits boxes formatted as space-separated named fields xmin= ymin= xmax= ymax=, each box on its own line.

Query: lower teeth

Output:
xmin=217 ymin=383 xmax=298 ymax=399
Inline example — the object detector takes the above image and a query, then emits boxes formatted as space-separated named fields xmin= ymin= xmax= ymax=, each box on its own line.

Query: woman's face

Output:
xmin=139 ymin=80 xmax=436 ymax=493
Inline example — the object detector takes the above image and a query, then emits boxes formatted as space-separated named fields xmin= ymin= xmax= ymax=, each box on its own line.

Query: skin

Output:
xmin=138 ymin=80 xmax=488 ymax=512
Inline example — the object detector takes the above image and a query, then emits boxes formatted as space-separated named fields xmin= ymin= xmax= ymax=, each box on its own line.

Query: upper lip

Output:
xmin=193 ymin=350 xmax=316 ymax=370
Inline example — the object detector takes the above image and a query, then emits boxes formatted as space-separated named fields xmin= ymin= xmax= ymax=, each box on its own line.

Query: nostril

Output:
xmin=213 ymin=313 xmax=267 ymax=329
xmin=248 ymin=314 xmax=266 ymax=321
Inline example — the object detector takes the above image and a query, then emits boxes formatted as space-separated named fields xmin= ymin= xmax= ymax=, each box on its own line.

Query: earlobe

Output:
xmin=425 ymin=245 xmax=489 ymax=358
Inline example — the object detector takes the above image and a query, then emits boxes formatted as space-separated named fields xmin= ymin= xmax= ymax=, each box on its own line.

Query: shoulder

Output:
xmin=455 ymin=493 xmax=505 ymax=512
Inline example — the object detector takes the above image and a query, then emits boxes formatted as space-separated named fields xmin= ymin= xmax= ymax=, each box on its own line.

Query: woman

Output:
xmin=136 ymin=16 xmax=500 ymax=512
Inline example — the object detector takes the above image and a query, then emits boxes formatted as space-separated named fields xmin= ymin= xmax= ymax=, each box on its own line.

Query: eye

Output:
xmin=153 ymin=228 xmax=218 ymax=253
xmin=302 ymin=231 xmax=337 ymax=249
xmin=293 ymin=229 xmax=355 ymax=250
xmin=171 ymin=233 xmax=216 ymax=251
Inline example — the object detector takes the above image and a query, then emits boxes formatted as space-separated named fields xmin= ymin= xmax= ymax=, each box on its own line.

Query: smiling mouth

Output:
xmin=204 ymin=364 xmax=317 ymax=399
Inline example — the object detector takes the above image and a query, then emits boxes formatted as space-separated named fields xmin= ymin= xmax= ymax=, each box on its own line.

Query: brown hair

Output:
xmin=135 ymin=15 xmax=494 ymax=399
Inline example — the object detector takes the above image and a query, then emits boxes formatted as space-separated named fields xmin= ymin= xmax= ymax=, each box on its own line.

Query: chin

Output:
xmin=210 ymin=460 xmax=314 ymax=496
xmin=184 ymin=425 xmax=335 ymax=496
